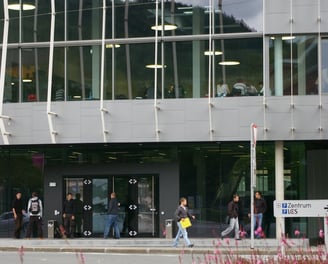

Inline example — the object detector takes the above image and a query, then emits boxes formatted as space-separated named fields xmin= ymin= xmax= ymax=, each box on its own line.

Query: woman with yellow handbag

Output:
xmin=172 ymin=197 xmax=195 ymax=248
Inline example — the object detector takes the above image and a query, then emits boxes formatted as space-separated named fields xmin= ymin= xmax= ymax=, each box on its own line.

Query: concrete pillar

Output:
xmin=275 ymin=141 xmax=285 ymax=239
xmin=192 ymin=7 xmax=205 ymax=98
xmin=274 ymin=38 xmax=283 ymax=96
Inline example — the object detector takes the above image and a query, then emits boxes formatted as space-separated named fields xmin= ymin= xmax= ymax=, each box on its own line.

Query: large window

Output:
xmin=4 ymin=48 xmax=49 ymax=103
xmin=1 ymin=0 xmax=264 ymax=102
xmin=269 ymin=36 xmax=318 ymax=96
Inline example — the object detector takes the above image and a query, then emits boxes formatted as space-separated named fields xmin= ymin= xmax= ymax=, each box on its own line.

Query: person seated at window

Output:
xmin=166 ymin=84 xmax=176 ymax=98
xmin=232 ymin=80 xmax=247 ymax=96
xmin=217 ymin=81 xmax=230 ymax=97
xmin=246 ymin=84 xmax=258 ymax=96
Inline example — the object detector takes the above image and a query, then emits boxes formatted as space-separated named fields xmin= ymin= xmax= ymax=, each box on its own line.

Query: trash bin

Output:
xmin=48 ymin=220 xmax=58 ymax=239
xmin=165 ymin=219 xmax=176 ymax=239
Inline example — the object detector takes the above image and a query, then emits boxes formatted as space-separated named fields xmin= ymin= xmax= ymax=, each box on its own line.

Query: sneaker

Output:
xmin=188 ymin=244 xmax=194 ymax=248
xmin=235 ymin=238 xmax=241 ymax=240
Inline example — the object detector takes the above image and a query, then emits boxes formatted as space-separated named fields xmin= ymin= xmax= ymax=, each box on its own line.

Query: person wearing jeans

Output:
xmin=104 ymin=192 xmax=120 ymax=239
xmin=172 ymin=197 xmax=195 ymax=248
xmin=221 ymin=194 xmax=240 ymax=240
xmin=253 ymin=191 xmax=267 ymax=238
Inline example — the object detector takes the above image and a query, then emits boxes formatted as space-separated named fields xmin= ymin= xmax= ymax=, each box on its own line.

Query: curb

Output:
xmin=0 ymin=246 xmax=308 ymax=255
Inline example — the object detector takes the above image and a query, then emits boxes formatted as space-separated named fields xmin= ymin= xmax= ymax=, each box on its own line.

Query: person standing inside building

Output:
xmin=63 ymin=193 xmax=75 ymax=238
xmin=221 ymin=194 xmax=241 ymax=240
xmin=26 ymin=192 xmax=43 ymax=238
xmin=12 ymin=191 xmax=24 ymax=239
xmin=74 ymin=193 xmax=84 ymax=237
xmin=172 ymin=197 xmax=195 ymax=248
xmin=104 ymin=192 xmax=120 ymax=239
xmin=253 ymin=191 xmax=267 ymax=237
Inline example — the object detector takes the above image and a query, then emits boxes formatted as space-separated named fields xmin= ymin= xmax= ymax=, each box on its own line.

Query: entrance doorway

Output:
xmin=64 ymin=174 xmax=159 ymax=237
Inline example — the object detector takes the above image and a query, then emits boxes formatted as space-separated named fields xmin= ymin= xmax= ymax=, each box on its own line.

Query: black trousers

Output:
xmin=14 ymin=214 xmax=23 ymax=238
xmin=63 ymin=214 xmax=75 ymax=238
xmin=26 ymin=216 xmax=43 ymax=238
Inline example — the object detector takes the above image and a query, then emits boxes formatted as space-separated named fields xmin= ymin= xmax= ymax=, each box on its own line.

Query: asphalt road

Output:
xmin=0 ymin=251 xmax=194 ymax=264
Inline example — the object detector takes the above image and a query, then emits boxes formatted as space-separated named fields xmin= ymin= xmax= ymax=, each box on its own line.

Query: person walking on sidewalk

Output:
xmin=221 ymin=194 xmax=240 ymax=240
xmin=172 ymin=197 xmax=195 ymax=248
xmin=104 ymin=192 xmax=120 ymax=239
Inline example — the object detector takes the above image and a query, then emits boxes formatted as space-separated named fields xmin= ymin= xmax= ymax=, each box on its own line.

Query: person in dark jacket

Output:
xmin=221 ymin=194 xmax=241 ymax=240
xmin=253 ymin=191 xmax=267 ymax=237
xmin=104 ymin=192 xmax=120 ymax=239
xmin=12 ymin=191 xmax=24 ymax=239
xmin=172 ymin=197 xmax=195 ymax=248
xmin=73 ymin=193 xmax=84 ymax=237
xmin=63 ymin=193 xmax=75 ymax=238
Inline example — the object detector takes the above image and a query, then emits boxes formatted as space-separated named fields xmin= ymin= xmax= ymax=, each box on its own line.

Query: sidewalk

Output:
xmin=0 ymin=238 xmax=312 ymax=255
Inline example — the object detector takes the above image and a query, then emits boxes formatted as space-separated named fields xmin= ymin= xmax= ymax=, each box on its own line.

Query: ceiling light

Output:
xmin=282 ymin=36 xmax=296 ymax=40
xmin=219 ymin=61 xmax=240 ymax=66
xmin=151 ymin=24 xmax=177 ymax=31
xmin=204 ymin=50 xmax=223 ymax=56
xmin=23 ymin=79 xmax=32 ymax=83
xmin=105 ymin=44 xmax=121 ymax=48
xmin=145 ymin=64 xmax=166 ymax=69
xmin=271 ymin=36 xmax=296 ymax=41
xmin=8 ymin=3 xmax=36 ymax=11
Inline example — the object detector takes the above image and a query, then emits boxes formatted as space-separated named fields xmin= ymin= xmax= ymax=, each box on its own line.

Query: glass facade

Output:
xmin=2 ymin=1 xmax=325 ymax=101
xmin=0 ymin=0 xmax=327 ymax=240
xmin=269 ymin=36 xmax=318 ymax=96
xmin=0 ymin=0 xmax=266 ymax=102
xmin=0 ymin=141 xmax=313 ymax=238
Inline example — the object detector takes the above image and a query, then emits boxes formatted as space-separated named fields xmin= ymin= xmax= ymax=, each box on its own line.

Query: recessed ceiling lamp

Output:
xmin=8 ymin=3 xmax=36 ymax=11
xmin=105 ymin=44 xmax=121 ymax=48
xmin=271 ymin=36 xmax=296 ymax=40
xmin=151 ymin=24 xmax=177 ymax=31
xmin=22 ymin=78 xmax=33 ymax=83
xmin=282 ymin=36 xmax=296 ymax=40
xmin=145 ymin=64 xmax=167 ymax=69
xmin=204 ymin=50 xmax=223 ymax=56
xmin=219 ymin=61 xmax=240 ymax=66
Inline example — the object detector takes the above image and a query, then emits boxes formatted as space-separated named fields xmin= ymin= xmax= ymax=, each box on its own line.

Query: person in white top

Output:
xmin=26 ymin=192 xmax=43 ymax=238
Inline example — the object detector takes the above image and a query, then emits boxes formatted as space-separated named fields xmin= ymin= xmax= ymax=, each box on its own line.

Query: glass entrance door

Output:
xmin=114 ymin=175 xmax=158 ymax=237
xmin=64 ymin=174 xmax=159 ymax=238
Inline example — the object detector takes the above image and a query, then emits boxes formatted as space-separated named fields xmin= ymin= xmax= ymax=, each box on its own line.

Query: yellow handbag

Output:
xmin=180 ymin=217 xmax=192 ymax=228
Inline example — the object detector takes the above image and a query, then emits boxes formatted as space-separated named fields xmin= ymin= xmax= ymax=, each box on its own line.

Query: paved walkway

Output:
xmin=0 ymin=238 xmax=313 ymax=255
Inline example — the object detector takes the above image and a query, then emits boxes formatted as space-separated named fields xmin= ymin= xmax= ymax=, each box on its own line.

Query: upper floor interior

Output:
xmin=0 ymin=0 xmax=327 ymax=103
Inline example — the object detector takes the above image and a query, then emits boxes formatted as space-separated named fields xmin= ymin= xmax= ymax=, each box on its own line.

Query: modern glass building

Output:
xmin=0 ymin=0 xmax=327 ymax=239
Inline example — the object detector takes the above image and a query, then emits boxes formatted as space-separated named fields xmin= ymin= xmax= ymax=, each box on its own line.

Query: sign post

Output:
xmin=250 ymin=123 xmax=257 ymax=249
xmin=274 ymin=200 xmax=328 ymax=249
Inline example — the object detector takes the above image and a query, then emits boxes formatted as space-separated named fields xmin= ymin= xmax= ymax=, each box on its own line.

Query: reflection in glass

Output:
xmin=269 ymin=36 xmax=318 ymax=96
xmin=321 ymin=38 xmax=328 ymax=94
xmin=93 ymin=178 xmax=108 ymax=233
xmin=67 ymin=1 xmax=102 ymax=41
xmin=67 ymin=46 xmax=93 ymax=101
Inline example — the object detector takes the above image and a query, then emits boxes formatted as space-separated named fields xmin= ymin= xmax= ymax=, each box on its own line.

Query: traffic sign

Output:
xmin=274 ymin=200 xmax=328 ymax=217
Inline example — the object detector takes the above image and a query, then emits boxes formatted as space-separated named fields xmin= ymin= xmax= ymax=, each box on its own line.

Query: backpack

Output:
xmin=30 ymin=198 xmax=40 ymax=214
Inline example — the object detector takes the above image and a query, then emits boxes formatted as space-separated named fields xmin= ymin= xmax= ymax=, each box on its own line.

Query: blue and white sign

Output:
xmin=274 ymin=200 xmax=328 ymax=217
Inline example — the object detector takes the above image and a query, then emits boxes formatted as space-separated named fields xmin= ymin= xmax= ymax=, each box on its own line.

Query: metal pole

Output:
xmin=250 ymin=123 xmax=257 ymax=249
